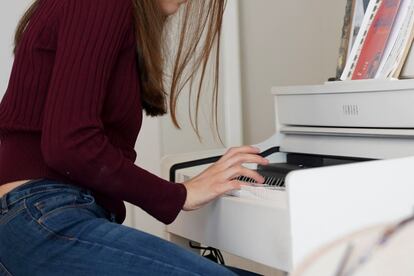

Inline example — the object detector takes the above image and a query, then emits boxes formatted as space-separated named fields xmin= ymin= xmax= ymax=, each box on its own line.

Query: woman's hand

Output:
xmin=182 ymin=146 xmax=269 ymax=211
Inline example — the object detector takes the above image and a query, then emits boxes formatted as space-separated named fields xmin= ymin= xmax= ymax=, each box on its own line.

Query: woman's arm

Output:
xmin=40 ymin=0 xmax=186 ymax=224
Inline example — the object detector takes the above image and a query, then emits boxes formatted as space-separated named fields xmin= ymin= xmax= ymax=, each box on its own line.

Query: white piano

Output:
xmin=161 ymin=79 xmax=414 ymax=273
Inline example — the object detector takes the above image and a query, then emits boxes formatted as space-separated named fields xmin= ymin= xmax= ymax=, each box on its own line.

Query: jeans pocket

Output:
xmin=26 ymin=189 xmax=95 ymax=220
xmin=24 ymin=189 xmax=99 ymax=240
xmin=0 ymin=261 xmax=12 ymax=276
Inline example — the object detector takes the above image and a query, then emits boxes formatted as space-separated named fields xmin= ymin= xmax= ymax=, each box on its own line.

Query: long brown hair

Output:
xmin=14 ymin=0 xmax=226 ymax=138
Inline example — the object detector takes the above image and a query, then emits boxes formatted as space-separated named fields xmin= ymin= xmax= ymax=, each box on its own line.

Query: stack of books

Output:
xmin=337 ymin=0 xmax=414 ymax=80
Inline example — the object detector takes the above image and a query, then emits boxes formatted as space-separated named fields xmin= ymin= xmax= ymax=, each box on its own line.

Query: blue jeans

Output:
xmin=0 ymin=178 xmax=242 ymax=276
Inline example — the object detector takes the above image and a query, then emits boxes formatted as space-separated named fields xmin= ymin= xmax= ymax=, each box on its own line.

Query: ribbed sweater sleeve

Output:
xmin=40 ymin=0 xmax=187 ymax=224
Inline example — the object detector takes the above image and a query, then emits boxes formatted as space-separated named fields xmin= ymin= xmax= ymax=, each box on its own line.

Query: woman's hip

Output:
xmin=0 ymin=178 xmax=236 ymax=275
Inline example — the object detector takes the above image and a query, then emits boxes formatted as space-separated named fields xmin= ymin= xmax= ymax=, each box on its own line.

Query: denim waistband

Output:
xmin=0 ymin=178 xmax=92 ymax=214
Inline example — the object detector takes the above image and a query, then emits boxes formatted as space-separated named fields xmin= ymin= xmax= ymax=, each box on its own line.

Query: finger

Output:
xmin=218 ymin=179 xmax=243 ymax=194
xmin=225 ymin=166 xmax=265 ymax=184
xmin=223 ymin=153 xmax=269 ymax=168
xmin=217 ymin=146 xmax=260 ymax=164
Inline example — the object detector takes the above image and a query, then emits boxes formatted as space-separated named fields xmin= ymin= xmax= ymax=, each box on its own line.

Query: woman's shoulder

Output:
xmin=52 ymin=0 xmax=133 ymax=32
xmin=57 ymin=0 xmax=133 ymax=16
xmin=73 ymin=0 xmax=130 ymax=10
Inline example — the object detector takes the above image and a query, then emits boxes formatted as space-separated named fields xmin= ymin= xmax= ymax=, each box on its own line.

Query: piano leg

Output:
xmin=167 ymin=233 xmax=201 ymax=255
xmin=167 ymin=233 xmax=287 ymax=276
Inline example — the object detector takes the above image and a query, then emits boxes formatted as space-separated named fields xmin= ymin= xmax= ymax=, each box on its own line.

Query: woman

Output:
xmin=0 ymin=0 xmax=268 ymax=275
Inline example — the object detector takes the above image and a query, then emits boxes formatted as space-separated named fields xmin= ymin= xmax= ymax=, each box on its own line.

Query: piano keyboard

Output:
xmin=227 ymin=183 xmax=287 ymax=202
xmin=235 ymin=175 xmax=286 ymax=188
xmin=227 ymin=176 xmax=286 ymax=201
xmin=226 ymin=161 xmax=303 ymax=201
xmin=227 ymin=155 xmax=364 ymax=201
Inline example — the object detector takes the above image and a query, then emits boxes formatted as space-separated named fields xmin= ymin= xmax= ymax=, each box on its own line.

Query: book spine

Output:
xmin=336 ymin=0 xmax=356 ymax=79
xmin=340 ymin=0 xmax=384 ymax=80
xmin=378 ymin=0 xmax=414 ymax=78
xmin=352 ymin=0 xmax=403 ymax=79
xmin=394 ymin=2 xmax=414 ymax=78
xmin=399 ymin=40 xmax=414 ymax=78
xmin=375 ymin=0 xmax=411 ymax=77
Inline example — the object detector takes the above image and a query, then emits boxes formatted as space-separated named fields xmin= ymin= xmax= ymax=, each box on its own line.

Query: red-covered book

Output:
xmin=352 ymin=0 xmax=402 ymax=79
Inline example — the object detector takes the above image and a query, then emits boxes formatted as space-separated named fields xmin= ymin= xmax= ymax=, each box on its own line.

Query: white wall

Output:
xmin=239 ymin=0 xmax=346 ymax=145
xmin=0 ymin=1 xmax=32 ymax=97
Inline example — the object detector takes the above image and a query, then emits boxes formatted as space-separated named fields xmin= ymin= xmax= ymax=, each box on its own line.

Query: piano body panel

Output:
xmin=167 ymin=192 xmax=292 ymax=271
xmin=166 ymin=155 xmax=414 ymax=272
xmin=162 ymin=80 xmax=414 ymax=272
xmin=280 ymin=133 xmax=414 ymax=159
xmin=273 ymin=79 xmax=414 ymax=95
xmin=273 ymin=79 xmax=414 ymax=129
xmin=286 ymin=156 xmax=414 ymax=269
xmin=276 ymin=90 xmax=414 ymax=128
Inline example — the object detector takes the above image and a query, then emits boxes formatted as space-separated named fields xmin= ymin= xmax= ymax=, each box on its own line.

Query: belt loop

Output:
xmin=1 ymin=195 xmax=8 ymax=214
xmin=110 ymin=213 xmax=117 ymax=223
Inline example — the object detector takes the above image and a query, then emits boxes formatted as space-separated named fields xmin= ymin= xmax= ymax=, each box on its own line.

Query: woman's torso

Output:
xmin=0 ymin=0 xmax=142 ymax=187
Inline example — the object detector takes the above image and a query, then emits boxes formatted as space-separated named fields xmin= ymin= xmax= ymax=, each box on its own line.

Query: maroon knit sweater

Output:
xmin=0 ymin=0 xmax=187 ymax=224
